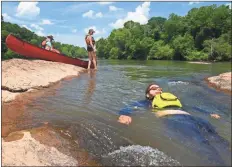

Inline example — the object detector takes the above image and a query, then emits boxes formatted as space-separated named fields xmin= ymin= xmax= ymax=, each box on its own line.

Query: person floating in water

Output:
xmin=117 ymin=83 xmax=230 ymax=166
xmin=118 ymin=83 xmax=221 ymax=125
xmin=42 ymin=35 xmax=60 ymax=54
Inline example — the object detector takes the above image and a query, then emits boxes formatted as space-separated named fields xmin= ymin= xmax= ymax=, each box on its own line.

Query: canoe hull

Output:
xmin=5 ymin=34 xmax=92 ymax=69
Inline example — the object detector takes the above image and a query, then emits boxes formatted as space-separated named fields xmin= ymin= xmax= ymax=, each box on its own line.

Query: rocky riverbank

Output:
xmin=206 ymin=72 xmax=231 ymax=93
xmin=2 ymin=58 xmax=85 ymax=103
xmin=1 ymin=58 xmax=100 ymax=166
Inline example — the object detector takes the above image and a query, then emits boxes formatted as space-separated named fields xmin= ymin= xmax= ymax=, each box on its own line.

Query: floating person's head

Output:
xmin=145 ymin=83 xmax=162 ymax=100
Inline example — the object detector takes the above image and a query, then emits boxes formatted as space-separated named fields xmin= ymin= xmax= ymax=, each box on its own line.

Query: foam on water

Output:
xmin=102 ymin=145 xmax=181 ymax=166
xmin=168 ymin=81 xmax=189 ymax=86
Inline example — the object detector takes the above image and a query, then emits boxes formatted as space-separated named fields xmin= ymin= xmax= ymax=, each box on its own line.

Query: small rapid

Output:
xmin=102 ymin=145 xmax=181 ymax=166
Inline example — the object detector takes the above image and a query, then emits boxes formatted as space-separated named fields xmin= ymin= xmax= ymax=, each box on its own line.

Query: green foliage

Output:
xmin=1 ymin=18 xmax=87 ymax=60
xmin=164 ymin=14 xmax=185 ymax=40
xmin=148 ymin=17 xmax=167 ymax=31
xmin=2 ymin=49 xmax=23 ymax=60
xmin=30 ymin=39 xmax=38 ymax=45
xmin=109 ymin=47 xmax=121 ymax=59
xmin=171 ymin=34 xmax=195 ymax=60
xmin=96 ymin=4 xmax=231 ymax=61
xmin=186 ymin=51 xmax=208 ymax=61
xmin=147 ymin=40 xmax=164 ymax=60
xmin=203 ymin=35 xmax=232 ymax=61
xmin=154 ymin=45 xmax=174 ymax=60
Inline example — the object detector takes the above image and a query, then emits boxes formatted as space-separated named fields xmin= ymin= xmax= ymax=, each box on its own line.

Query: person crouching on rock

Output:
xmin=42 ymin=35 xmax=60 ymax=54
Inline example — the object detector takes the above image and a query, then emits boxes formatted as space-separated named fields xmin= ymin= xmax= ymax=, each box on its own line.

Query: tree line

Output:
xmin=96 ymin=4 xmax=231 ymax=61
xmin=1 ymin=17 xmax=88 ymax=60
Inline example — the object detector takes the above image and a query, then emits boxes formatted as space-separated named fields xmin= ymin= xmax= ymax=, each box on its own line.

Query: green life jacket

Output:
xmin=152 ymin=92 xmax=182 ymax=109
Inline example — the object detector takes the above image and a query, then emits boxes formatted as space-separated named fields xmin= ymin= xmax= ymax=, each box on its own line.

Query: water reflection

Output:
xmin=82 ymin=70 xmax=96 ymax=105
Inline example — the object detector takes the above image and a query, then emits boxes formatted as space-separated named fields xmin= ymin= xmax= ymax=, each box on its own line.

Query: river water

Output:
xmin=21 ymin=60 xmax=231 ymax=166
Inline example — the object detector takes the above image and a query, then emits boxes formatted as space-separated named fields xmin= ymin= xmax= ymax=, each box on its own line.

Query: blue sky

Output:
xmin=2 ymin=1 xmax=230 ymax=47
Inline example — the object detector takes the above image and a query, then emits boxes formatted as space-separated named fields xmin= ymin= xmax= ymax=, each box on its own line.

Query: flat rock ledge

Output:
xmin=2 ymin=125 xmax=100 ymax=166
xmin=2 ymin=131 xmax=78 ymax=166
xmin=2 ymin=58 xmax=85 ymax=103
xmin=206 ymin=72 xmax=231 ymax=93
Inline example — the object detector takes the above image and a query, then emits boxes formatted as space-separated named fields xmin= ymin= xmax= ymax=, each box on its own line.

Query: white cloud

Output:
xmin=188 ymin=1 xmax=201 ymax=5
xmin=109 ymin=5 xmax=123 ymax=12
xmin=95 ymin=37 xmax=101 ymax=41
xmin=226 ymin=3 xmax=231 ymax=9
xmin=84 ymin=26 xmax=98 ymax=34
xmin=35 ymin=30 xmax=45 ymax=36
xmin=96 ymin=12 xmax=103 ymax=18
xmin=41 ymin=19 xmax=53 ymax=25
xmin=16 ymin=2 xmax=40 ymax=18
xmin=30 ymin=23 xmax=45 ymax=36
xmin=55 ymin=33 xmax=86 ymax=47
xmin=98 ymin=2 xmax=113 ymax=5
xmin=72 ymin=29 xmax=78 ymax=33
xmin=99 ymin=28 xmax=106 ymax=35
xmin=30 ymin=23 xmax=44 ymax=31
xmin=21 ymin=25 xmax=32 ymax=31
xmin=54 ymin=28 xmax=109 ymax=47
xmin=110 ymin=2 xmax=150 ymax=29
xmin=83 ymin=10 xmax=94 ymax=18
xmin=82 ymin=10 xmax=103 ymax=18
xmin=2 ymin=13 xmax=12 ymax=21
xmin=64 ymin=2 xmax=96 ymax=14
xmin=84 ymin=26 xmax=106 ymax=36
xmin=59 ymin=25 xmax=70 ymax=29
xmin=95 ymin=36 xmax=105 ymax=41
xmin=2 ymin=13 xmax=33 ymax=25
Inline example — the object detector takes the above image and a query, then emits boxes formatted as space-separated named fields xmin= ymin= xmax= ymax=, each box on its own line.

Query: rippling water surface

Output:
xmin=23 ymin=60 xmax=231 ymax=166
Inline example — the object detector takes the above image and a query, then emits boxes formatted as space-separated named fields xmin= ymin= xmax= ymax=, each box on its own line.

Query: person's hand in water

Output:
xmin=118 ymin=115 xmax=132 ymax=125
xmin=210 ymin=114 xmax=220 ymax=119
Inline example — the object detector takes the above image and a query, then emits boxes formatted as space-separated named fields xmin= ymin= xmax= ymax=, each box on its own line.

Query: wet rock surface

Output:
xmin=2 ymin=130 xmax=78 ymax=166
xmin=2 ymin=58 xmax=85 ymax=103
xmin=2 ymin=125 xmax=100 ymax=166
xmin=206 ymin=72 xmax=231 ymax=93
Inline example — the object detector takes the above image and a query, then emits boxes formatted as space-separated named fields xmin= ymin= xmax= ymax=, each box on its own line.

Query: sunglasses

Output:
xmin=146 ymin=85 xmax=162 ymax=99
xmin=148 ymin=85 xmax=162 ymax=91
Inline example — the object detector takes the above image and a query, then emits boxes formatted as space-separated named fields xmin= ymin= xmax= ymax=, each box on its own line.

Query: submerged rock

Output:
xmin=102 ymin=145 xmax=181 ymax=166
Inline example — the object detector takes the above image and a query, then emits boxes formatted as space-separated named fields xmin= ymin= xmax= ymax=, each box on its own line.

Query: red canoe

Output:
xmin=5 ymin=34 xmax=93 ymax=69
